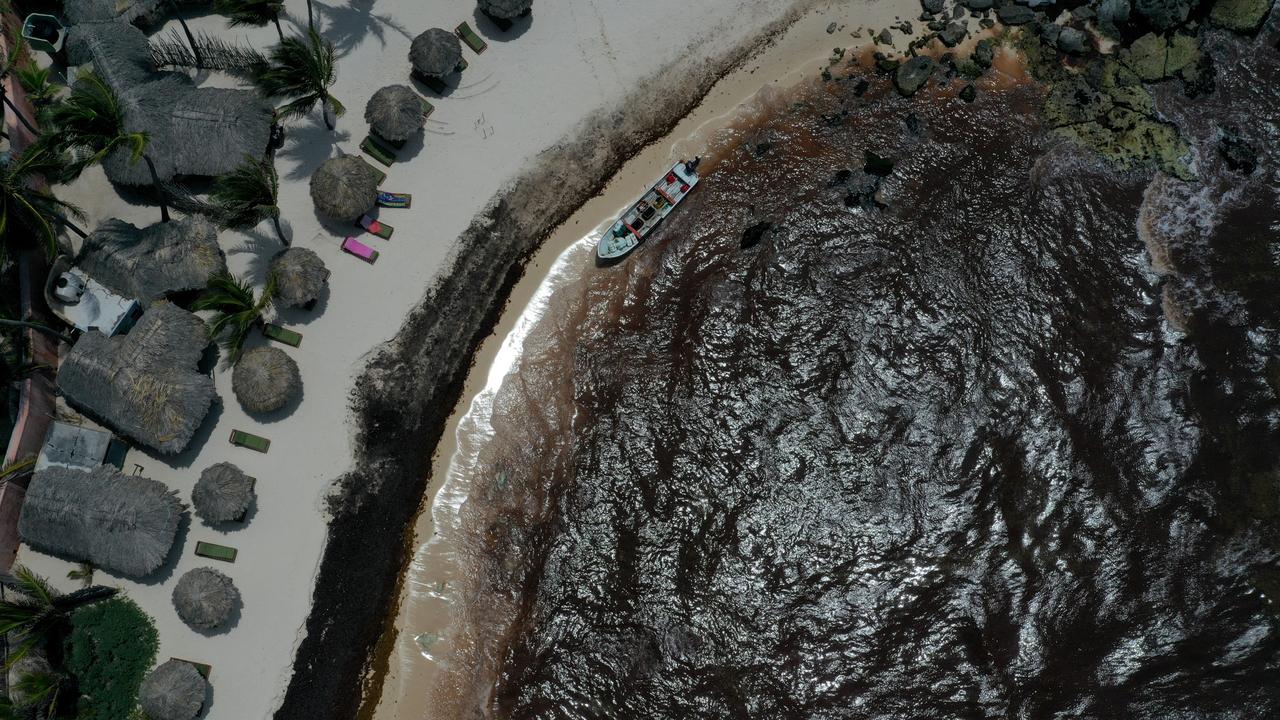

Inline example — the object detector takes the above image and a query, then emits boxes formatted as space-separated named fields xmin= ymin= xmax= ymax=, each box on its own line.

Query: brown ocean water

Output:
xmin=431 ymin=37 xmax=1280 ymax=720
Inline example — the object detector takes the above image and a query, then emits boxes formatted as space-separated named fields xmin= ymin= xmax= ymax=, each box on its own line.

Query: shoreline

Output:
xmin=277 ymin=4 xmax=839 ymax=718
xmin=366 ymin=2 xmax=943 ymax=717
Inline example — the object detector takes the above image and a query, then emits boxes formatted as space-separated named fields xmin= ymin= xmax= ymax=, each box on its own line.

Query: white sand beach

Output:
xmin=10 ymin=0 xmax=941 ymax=718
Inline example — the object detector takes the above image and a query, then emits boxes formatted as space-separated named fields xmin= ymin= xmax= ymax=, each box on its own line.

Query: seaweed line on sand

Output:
xmin=272 ymin=5 xmax=821 ymax=720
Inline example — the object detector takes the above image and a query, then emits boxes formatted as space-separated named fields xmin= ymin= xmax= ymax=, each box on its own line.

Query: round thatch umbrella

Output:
xmin=232 ymin=346 xmax=301 ymax=414
xmin=172 ymin=567 xmax=240 ymax=631
xmin=409 ymin=28 xmax=462 ymax=78
xmin=270 ymin=247 xmax=329 ymax=309
xmin=192 ymin=462 xmax=256 ymax=524
xmin=479 ymin=0 xmax=533 ymax=19
xmin=309 ymin=154 xmax=380 ymax=221
xmin=365 ymin=84 xmax=425 ymax=143
xmin=139 ymin=660 xmax=208 ymax=720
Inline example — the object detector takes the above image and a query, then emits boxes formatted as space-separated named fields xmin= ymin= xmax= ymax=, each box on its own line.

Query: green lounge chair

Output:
xmin=456 ymin=58 xmax=468 ymax=72
xmin=356 ymin=155 xmax=387 ymax=185
xmin=263 ymin=323 xmax=302 ymax=347
xmin=361 ymin=135 xmax=395 ymax=166
xmin=171 ymin=658 xmax=212 ymax=678
xmin=420 ymin=97 xmax=435 ymax=121
xmin=195 ymin=541 xmax=237 ymax=563
xmin=456 ymin=22 xmax=487 ymax=54
xmin=230 ymin=429 xmax=270 ymax=453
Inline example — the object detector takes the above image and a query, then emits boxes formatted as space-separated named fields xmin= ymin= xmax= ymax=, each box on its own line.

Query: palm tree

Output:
xmin=254 ymin=29 xmax=344 ymax=130
xmin=216 ymin=0 xmax=287 ymax=40
xmin=0 ymin=566 xmax=118 ymax=667
xmin=0 ymin=39 xmax=40 ymax=138
xmin=0 ymin=456 xmax=36 ymax=488
xmin=166 ymin=0 xmax=205 ymax=68
xmin=209 ymin=156 xmax=287 ymax=245
xmin=0 ymin=145 xmax=88 ymax=264
xmin=38 ymin=70 xmax=170 ymax=222
xmin=10 ymin=667 xmax=72 ymax=717
xmin=66 ymin=562 xmax=95 ymax=588
xmin=193 ymin=271 xmax=277 ymax=362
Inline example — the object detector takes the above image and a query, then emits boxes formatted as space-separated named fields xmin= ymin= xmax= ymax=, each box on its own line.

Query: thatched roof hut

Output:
xmin=192 ymin=462 xmax=255 ymax=524
xmin=409 ymin=28 xmax=462 ymax=78
xmin=365 ymin=85 xmax=425 ymax=143
xmin=310 ymin=155 xmax=380 ymax=221
xmin=18 ymin=465 xmax=184 ymax=578
xmin=64 ymin=0 xmax=163 ymax=32
xmin=57 ymin=301 xmax=215 ymax=454
xmin=67 ymin=23 xmax=273 ymax=187
xmin=172 ymin=567 xmax=240 ymax=630
xmin=139 ymin=660 xmax=208 ymax=720
xmin=77 ymin=215 xmax=226 ymax=303
xmin=478 ymin=0 xmax=533 ymax=20
xmin=270 ymin=247 xmax=329 ymax=309
xmin=232 ymin=346 xmax=300 ymax=414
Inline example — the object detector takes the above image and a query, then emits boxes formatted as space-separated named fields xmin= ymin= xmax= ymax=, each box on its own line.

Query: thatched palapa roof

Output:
xmin=57 ymin=301 xmax=215 ymax=454
xmin=310 ymin=154 xmax=380 ymax=220
xmin=64 ymin=0 xmax=163 ymax=32
xmin=192 ymin=462 xmax=256 ymax=523
xmin=479 ymin=0 xmax=534 ymax=20
xmin=172 ymin=567 xmax=240 ymax=630
xmin=365 ymin=84 xmax=425 ymax=142
xmin=232 ymin=346 xmax=300 ymax=414
xmin=139 ymin=660 xmax=208 ymax=720
xmin=270 ymin=247 xmax=329 ymax=309
xmin=18 ymin=465 xmax=184 ymax=578
xmin=78 ymin=215 xmax=226 ymax=303
xmin=68 ymin=23 xmax=274 ymax=187
xmin=409 ymin=28 xmax=462 ymax=78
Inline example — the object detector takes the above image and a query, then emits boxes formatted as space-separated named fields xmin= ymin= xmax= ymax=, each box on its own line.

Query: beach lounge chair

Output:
xmin=361 ymin=135 xmax=396 ymax=167
xmin=263 ymin=323 xmax=303 ymax=347
xmin=229 ymin=429 xmax=270 ymax=453
xmin=171 ymin=658 xmax=212 ymax=678
xmin=104 ymin=438 xmax=129 ymax=470
xmin=358 ymin=215 xmax=394 ymax=239
xmin=195 ymin=541 xmax=237 ymax=563
xmin=376 ymin=191 xmax=412 ymax=209
xmin=456 ymin=22 xmax=487 ymax=54
xmin=421 ymin=97 xmax=435 ymax=121
xmin=456 ymin=58 xmax=468 ymax=72
xmin=342 ymin=236 xmax=379 ymax=263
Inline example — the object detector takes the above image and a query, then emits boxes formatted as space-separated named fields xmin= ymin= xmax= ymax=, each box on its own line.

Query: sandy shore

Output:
xmin=14 ymin=1 xmax=879 ymax=719
xmin=365 ymin=0 xmax=986 ymax=717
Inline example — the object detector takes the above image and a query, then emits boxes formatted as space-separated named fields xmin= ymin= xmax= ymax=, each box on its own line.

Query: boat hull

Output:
xmin=596 ymin=161 xmax=699 ymax=264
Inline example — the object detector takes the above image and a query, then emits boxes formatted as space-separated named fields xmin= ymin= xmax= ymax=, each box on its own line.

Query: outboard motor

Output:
xmin=53 ymin=272 xmax=86 ymax=305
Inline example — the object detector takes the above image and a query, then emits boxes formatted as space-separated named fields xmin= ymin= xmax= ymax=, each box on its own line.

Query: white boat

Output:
xmin=596 ymin=159 xmax=700 ymax=264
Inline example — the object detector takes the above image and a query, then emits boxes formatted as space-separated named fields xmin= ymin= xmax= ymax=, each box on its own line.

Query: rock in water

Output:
xmin=741 ymin=221 xmax=773 ymax=249
xmin=864 ymin=150 xmax=895 ymax=177
xmin=1217 ymin=127 xmax=1257 ymax=174
xmin=1210 ymin=0 xmax=1272 ymax=31
xmin=959 ymin=83 xmax=977 ymax=102
xmin=894 ymin=56 xmax=936 ymax=96
xmin=1134 ymin=0 xmax=1192 ymax=30
xmin=1057 ymin=26 xmax=1089 ymax=53
xmin=997 ymin=4 xmax=1037 ymax=23
xmin=940 ymin=22 xmax=968 ymax=46
xmin=972 ymin=38 xmax=995 ymax=67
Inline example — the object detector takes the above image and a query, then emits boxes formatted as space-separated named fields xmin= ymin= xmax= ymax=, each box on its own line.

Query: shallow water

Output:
xmin=431 ymin=42 xmax=1280 ymax=719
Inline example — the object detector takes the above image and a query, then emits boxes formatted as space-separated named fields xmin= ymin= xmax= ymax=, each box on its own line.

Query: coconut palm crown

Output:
xmin=0 ymin=565 xmax=118 ymax=668
xmin=37 ymin=70 xmax=147 ymax=182
xmin=216 ymin=0 xmax=287 ymax=40
xmin=1 ymin=146 xmax=87 ymax=264
xmin=210 ymin=156 xmax=287 ymax=245
xmin=254 ymin=29 xmax=345 ymax=130
xmin=192 ymin=270 xmax=277 ymax=362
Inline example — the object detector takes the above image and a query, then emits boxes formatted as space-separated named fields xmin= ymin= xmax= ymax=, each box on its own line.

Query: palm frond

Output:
xmin=255 ymin=30 xmax=341 ymax=125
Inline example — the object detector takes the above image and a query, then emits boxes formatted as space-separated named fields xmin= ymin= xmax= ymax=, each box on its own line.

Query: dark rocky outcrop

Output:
xmin=939 ymin=22 xmax=968 ymax=46
xmin=894 ymin=56 xmax=936 ymax=95
xmin=998 ymin=4 xmax=1038 ymax=23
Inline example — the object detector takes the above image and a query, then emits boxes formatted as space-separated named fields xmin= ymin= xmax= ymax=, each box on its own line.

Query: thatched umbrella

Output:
xmin=139 ymin=660 xmax=208 ymax=720
xmin=478 ymin=0 xmax=533 ymax=20
xmin=232 ymin=346 xmax=301 ymax=414
xmin=409 ymin=28 xmax=462 ymax=78
xmin=270 ymin=248 xmax=330 ymax=309
xmin=365 ymin=85 xmax=425 ymax=143
xmin=172 ymin=567 xmax=240 ymax=631
xmin=56 ymin=302 xmax=214 ymax=454
xmin=192 ymin=462 xmax=256 ymax=524
xmin=18 ymin=466 xmax=184 ymax=578
xmin=78 ymin=215 xmax=226 ymax=303
xmin=309 ymin=154 xmax=380 ymax=221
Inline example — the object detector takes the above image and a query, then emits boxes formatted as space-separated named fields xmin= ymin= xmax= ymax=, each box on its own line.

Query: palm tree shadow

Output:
xmin=277 ymin=117 xmax=350 ymax=182
xmin=228 ymin=231 xmax=284 ymax=285
xmin=315 ymin=0 xmax=413 ymax=59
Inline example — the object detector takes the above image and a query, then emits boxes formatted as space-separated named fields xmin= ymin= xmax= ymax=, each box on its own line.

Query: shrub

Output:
xmin=64 ymin=598 xmax=158 ymax=720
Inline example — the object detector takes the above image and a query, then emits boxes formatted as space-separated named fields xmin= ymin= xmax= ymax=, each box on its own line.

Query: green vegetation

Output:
xmin=0 ymin=145 xmax=88 ymax=263
xmin=38 ymin=70 xmax=147 ymax=182
xmin=1210 ymin=0 xmax=1273 ymax=32
xmin=64 ymin=598 xmax=159 ymax=720
xmin=0 ymin=565 xmax=118 ymax=667
xmin=194 ymin=270 xmax=278 ymax=362
xmin=255 ymin=29 xmax=345 ymax=130
xmin=209 ymin=156 xmax=287 ymax=245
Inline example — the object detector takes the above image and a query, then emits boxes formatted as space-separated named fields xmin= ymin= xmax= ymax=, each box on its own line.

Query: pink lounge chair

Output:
xmin=342 ymin=236 xmax=379 ymax=263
